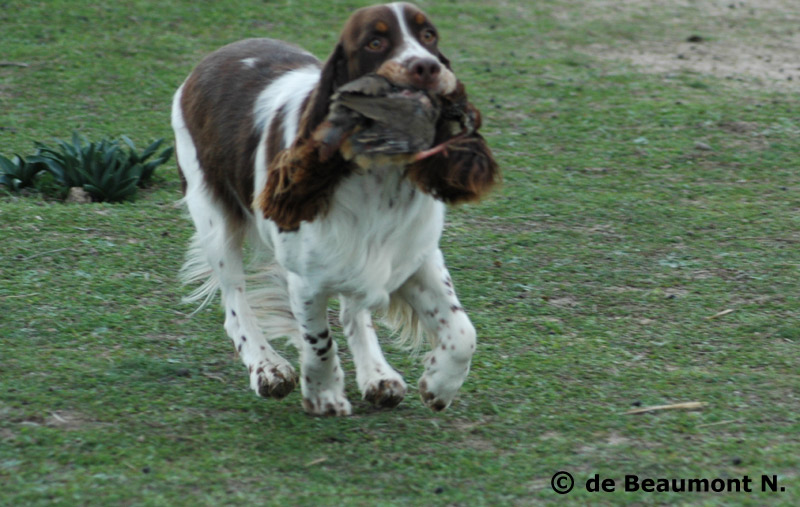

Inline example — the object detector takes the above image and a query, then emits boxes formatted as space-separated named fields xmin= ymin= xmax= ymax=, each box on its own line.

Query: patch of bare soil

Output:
xmin=578 ymin=0 xmax=800 ymax=91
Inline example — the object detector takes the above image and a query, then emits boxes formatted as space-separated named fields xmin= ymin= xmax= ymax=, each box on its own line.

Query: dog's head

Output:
xmin=300 ymin=2 xmax=457 ymax=137
xmin=336 ymin=2 xmax=456 ymax=94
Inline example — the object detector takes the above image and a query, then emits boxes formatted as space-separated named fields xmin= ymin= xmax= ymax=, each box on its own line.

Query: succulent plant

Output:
xmin=0 ymin=153 xmax=50 ymax=192
xmin=32 ymin=133 xmax=173 ymax=202
xmin=2 ymin=133 xmax=173 ymax=202
xmin=120 ymin=136 xmax=174 ymax=187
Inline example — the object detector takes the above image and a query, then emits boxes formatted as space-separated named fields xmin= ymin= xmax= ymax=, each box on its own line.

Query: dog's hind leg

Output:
xmin=174 ymin=90 xmax=297 ymax=399
xmin=182 ymin=212 xmax=297 ymax=399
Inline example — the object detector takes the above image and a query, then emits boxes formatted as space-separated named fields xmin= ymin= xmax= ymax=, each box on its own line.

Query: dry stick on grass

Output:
xmin=201 ymin=372 xmax=226 ymax=383
xmin=624 ymin=402 xmax=706 ymax=415
xmin=706 ymin=308 xmax=735 ymax=320
xmin=697 ymin=419 xmax=742 ymax=428
xmin=50 ymin=412 xmax=68 ymax=424
xmin=304 ymin=457 xmax=328 ymax=467
xmin=0 ymin=62 xmax=29 ymax=68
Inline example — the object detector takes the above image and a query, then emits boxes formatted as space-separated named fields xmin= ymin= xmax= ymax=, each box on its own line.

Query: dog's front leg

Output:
xmin=340 ymin=299 xmax=407 ymax=408
xmin=287 ymin=273 xmax=351 ymax=416
xmin=398 ymin=249 xmax=477 ymax=411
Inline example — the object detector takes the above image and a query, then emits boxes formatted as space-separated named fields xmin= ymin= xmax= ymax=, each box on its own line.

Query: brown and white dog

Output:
xmin=171 ymin=2 xmax=498 ymax=415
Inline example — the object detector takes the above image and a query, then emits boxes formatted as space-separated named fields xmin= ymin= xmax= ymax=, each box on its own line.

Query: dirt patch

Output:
xmin=592 ymin=37 xmax=800 ymax=91
xmin=548 ymin=296 xmax=579 ymax=308
xmin=575 ymin=0 xmax=800 ymax=91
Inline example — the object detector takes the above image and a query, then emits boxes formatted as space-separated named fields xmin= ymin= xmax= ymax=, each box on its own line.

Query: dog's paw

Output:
xmin=418 ymin=357 xmax=470 ymax=412
xmin=301 ymin=366 xmax=351 ymax=416
xmin=418 ymin=377 xmax=452 ymax=411
xmin=363 ymin=378 xmax=407 ymax=408
xmin=302 ymin=390 xmax=352 ymax=416
xmin=250 ymin=361 xmax=298 ymax=399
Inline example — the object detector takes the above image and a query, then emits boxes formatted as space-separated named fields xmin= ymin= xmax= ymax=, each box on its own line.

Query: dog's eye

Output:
xmin=421 ymin=29 xmax=437 ymax=44
xmin=366 ymin=37 xmax=387 ymax=51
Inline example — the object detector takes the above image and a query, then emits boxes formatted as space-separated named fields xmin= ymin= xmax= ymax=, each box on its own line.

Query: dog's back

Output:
xmin=175 ymin=38 xmax=320 ymax=219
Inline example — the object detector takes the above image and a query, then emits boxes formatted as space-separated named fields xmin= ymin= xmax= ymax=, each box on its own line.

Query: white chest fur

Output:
xmin=259 ymin=166 xmax=445 ymax=311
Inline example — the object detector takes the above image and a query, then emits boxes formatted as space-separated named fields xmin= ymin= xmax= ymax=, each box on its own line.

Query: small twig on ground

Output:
xmin=624 ymin=402 xmax=706 ymax=415
xmin=304 ymin=457 xmax=328 ymax=467
xmin=201 ymin=372 xmax=226 ymax=382
xmin=0 ymin=62 xmax=30 ymax=68
xmin=697 ymin=419 xmax=741 ymax=428
xmin=706 ymin=309 xmax=735 ymax=320
xmin=50 ymin=412 xmax=68 ymax=424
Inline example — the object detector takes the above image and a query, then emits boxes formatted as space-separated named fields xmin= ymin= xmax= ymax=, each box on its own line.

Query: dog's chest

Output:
xmin=270 ymin=167 xmax=445 ymax=307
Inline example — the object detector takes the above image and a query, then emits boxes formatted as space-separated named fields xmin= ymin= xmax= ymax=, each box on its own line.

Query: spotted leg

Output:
xmin=175 ymin=101 xmax=297 ymax=398
xmin=288 ymin=274 xmax=351 ymax=416
xmin=398 ymin=249 xmax=476 ymax=411
xmin=340 ymin=299 xmax=407 ymax=408
xmin=180 ymin=209 xmax=298 ymax=398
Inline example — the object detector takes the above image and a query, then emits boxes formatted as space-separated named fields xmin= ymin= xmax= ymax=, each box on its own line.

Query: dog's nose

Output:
xmin=408 ymin=58 xmax=441 ymax=89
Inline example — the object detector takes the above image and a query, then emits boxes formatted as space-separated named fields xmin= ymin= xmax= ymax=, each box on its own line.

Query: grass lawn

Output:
xmin=1 ymin=0 xmax=798 ymax=505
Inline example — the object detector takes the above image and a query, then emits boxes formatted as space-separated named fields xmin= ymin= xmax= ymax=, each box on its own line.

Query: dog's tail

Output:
xmin=246 ymin=260 xmax=303 ymax=347
xmin=179 ymin=231 xmax=302 ymax=346
xmin=179 ymin=231 xmax=220 ymax=313
xmin=381 ymin=293 xmax=433 ymax=355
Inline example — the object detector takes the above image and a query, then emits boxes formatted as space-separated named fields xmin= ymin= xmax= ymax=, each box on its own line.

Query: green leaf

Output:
xmin=0 ymin=154 xmax=16 ymax=174
xmin=121 ymin=135 xmax=137 ymax=153
xmin=158 ymin=146 xmax=174 ymax=163
xmin=0 ymin=153 xmax=47 ymax=190
xmin=138 ymin=138 xmax=164 ymax=162
xmin=128 ymin=163 xmax=144 ymax=181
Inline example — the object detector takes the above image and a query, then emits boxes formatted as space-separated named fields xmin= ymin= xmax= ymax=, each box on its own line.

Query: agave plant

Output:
xmin=120 ymin=136 xmax=174 ymax=187
xmin=35 ymin=133 xmax=99 ymax=189
xmin=0 ymin=153 xmax=50 ymax=192
xmin=33 ymin=132 xmax=173 ymax=202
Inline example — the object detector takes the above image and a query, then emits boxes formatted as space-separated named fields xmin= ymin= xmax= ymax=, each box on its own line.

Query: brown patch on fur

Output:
xmin=256 ymin=136 xmax=353 ymax=231
xmin=253 ymin=41 xmax=359 ymax=231
xmin=297 ymin=44 xmax=349 ymax=140
xmin=316 ymin=339 xmax=333 ymax=356
xmin=180 ymin=39 xmax=318 ymax=222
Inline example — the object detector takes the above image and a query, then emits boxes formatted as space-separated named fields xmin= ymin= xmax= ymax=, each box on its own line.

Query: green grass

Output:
xmin=2 ymin=0 xmax=798 ymax=505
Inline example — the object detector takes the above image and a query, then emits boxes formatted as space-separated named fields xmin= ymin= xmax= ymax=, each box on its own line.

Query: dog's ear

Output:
xmin=260 ymin=43 xmax=353 ymax=230
xmin=298 ymin=43 xmax=349 ymax=139
xmin=406 ymin=133 xmax=499 ymax=204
